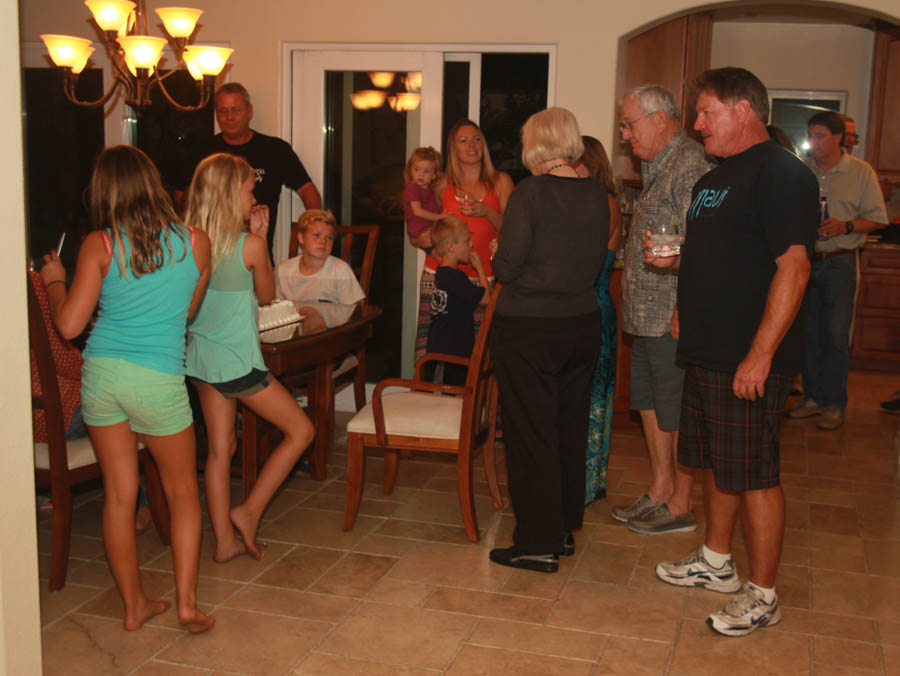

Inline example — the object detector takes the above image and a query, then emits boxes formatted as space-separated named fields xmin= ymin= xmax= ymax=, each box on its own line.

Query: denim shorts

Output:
xmin=189 ymin=368 xmax=273 ymax=399
xmin=81 ymin=357 xmax=192 ymax=436
xmin=629 ymin=334 xmax=685 ymax=430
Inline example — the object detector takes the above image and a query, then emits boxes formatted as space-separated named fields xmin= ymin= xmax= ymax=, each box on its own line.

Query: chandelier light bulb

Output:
xmin=183 ymin=45 xmax=233 ymax=76
xmin=84 ymin=0 xmax=136 ymax=32
xmin=117 ymin=35 xmax=167 ymax=70
xmin=368 ymin=72 xmax=395 ymax=89
xmin=155 ymin=7 xmax=203 ymax=38
xmin=40 ymin=35 xmax=94 ymax=70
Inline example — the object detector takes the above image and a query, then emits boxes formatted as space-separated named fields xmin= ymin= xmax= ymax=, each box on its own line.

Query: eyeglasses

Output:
xmin=619 ymin=111 xmax=655 ymax=133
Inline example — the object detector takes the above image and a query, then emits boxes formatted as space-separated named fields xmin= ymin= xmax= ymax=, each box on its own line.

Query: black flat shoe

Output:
xmin=489 ymin=547 xmax=559 ymax=573
xmin=561 ymin=531 xmax=575 ymax=557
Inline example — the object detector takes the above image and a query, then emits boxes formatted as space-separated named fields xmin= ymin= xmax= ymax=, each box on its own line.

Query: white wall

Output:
xmin=1 ymin=0 xmax=42 ymax=672
xmin=711 ymin=21 xmax=875 ymax=158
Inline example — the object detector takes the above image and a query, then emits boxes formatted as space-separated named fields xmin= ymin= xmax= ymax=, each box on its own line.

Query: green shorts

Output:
xmin=81 ymin=357 xmax=192 ymax=436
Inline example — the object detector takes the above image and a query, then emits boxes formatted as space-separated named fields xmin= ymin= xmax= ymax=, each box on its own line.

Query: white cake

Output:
xmin=258 ymin=299 xmax=302 ymax=331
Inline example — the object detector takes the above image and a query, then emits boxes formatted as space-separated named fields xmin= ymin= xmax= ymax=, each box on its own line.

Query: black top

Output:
xmin=187 ymin=131 xmax=312 ymax=256
xmin=677 ymin=140 xmax=818 ymax=373
xmin=492 ymin=174 xmax=609 ymax=318
xmin=427 ymin=266 xmax=486 ymax=358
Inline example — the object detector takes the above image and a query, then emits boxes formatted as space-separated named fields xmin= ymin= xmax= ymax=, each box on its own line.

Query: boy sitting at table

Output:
xmin=275 ymin=209 xmax=365 ymax=328
xmin=426 ymin=216 xmax=490 ymax=386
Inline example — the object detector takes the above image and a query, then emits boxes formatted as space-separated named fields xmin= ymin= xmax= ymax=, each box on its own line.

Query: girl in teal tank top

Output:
xmin=38 ymin=145 xmax=214 ymax=633
xmin=185 ymin=153 xmax=313 ymax=564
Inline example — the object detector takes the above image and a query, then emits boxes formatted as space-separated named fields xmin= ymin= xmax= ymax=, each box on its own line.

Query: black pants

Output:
xmin=491 ymin=311 xmax=604 ymax=553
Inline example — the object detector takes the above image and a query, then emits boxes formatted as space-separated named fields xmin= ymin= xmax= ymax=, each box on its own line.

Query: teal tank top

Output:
xmin=83 ymin=224 xmax=199 ymax=375
xmin=186 ymin=233 xmax=266 ymax=383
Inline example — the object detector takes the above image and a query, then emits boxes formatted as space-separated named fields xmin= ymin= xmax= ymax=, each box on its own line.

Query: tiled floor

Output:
xmin=38 ymin=370 xmax=899 ymax=675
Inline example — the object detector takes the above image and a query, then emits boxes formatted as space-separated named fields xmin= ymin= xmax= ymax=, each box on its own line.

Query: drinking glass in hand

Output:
xmin=649 ymin=222 xmax=683 ymax=258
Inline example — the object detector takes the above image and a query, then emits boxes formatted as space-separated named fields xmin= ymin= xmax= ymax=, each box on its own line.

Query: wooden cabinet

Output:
xmin=851 ymin=245 xmax=900 ymax=371
xmin=866 ymin=25 xmax=900 ymax=188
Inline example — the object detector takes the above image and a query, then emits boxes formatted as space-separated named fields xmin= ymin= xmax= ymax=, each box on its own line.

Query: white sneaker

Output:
xmin=655 ymin=546 xmax=741 ymax=593
xmin=707 ymin=582 xmax=782 ymax=637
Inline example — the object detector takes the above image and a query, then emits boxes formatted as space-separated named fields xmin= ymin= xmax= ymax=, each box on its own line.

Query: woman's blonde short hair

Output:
xmin=521 ymin=107 xmax=584 ymax=171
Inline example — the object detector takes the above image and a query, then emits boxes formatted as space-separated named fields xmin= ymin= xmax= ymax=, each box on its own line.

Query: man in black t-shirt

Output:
xmin=185 ymin=83 xmax=322 ymax=261
xmin=646 ymin=68 xmax=818 ymax=638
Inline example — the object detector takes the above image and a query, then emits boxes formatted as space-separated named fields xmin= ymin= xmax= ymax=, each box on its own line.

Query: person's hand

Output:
xmin=249 ymin=204 xmax=269 ymax=236
xmin=40 ymin=251 xmax=66 ymax=287
xmin=460 ymin=200 xmax=490 ymax=218
xmin=469 ymin=250 xmax=484 ymax=270
xmin=642 ymin=229 xmax=678 ymax=268
xmin=488 ymin=238 xmax=498 ymax=258
xmin=817 ymin=217 xmax=848 ymax=239
xmin=733 ymin=350 xmax=771 ymax=400
xmin=669 ymin=307 xmax=679 ymax=340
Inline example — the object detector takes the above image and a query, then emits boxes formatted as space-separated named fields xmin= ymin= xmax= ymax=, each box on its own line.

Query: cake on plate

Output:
xmin=258 ymin=299 xmax=302 ymax=331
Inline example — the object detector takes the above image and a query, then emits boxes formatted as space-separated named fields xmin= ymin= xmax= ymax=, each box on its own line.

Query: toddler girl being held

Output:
xmin=402 ymin=146 xmax=444 ymax=254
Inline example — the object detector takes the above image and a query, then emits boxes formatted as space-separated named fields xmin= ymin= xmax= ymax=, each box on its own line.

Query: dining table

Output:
xmin=240 ymin=304 xmax=381 ymax=500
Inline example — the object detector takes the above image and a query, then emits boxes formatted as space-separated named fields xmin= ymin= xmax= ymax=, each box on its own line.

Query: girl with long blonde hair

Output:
xmin=185 ymin=153 xmax=313 ymax=563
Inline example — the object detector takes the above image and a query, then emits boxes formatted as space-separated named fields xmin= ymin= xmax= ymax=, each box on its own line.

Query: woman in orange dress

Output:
xmin=415 ymin=119 xmax=514 ymax=360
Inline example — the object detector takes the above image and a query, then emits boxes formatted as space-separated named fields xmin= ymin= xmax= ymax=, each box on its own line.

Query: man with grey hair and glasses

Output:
xmin=611 ymin=84 xmax=714 ymax=534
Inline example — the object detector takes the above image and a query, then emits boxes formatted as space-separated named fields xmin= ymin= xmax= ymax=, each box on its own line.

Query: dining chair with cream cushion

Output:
xmin=342 ymin=284 xmax=503 ymax=542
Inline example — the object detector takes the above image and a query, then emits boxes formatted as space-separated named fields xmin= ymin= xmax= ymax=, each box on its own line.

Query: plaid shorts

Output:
xmin=677 ymin=364 xmax=792 ymax=492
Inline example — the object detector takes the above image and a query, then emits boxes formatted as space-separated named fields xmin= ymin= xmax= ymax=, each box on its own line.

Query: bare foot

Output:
xmin=179 ymin=608 xmax=216 ymax=634
xmin=229 ymin=504 xmax=263 ymax=560
xmin=134 ymin=506 xmax=152 ymax=535
xmin=213 ymin=535 xmax=255 ymax=564
xmin=123 ymin=598 xmax=171 ymax=631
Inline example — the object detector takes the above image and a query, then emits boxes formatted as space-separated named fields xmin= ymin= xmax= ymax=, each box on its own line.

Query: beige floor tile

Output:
xmin=264 ymin=506 xmax=383 ymax=548
xmin=76 ymin=569 xmax=176 ymax=622
xmin=389 ymin=490 xmax=501 ymax=529
xmin=353 ymin=534 xmax=420 ymax=557
xmin=425 ymin=587 xmax=553 ymax=623
xmin=571 ymin=541 xmax=641 ymax=585
xmin=597 ymin=636 xmax=672 ymax=674
xmin=37 ymin=529 xmax=106 ymax=560
xmin=813 ymin=569 xmax=900 ymax=621
xmin=41 ymin=614 xmax=180 ymax=676
xmin=39 ymin=583 xmax=106 ymax=627
xmin=884 ymin=643 xmax=900 ymax=674
xmin=66 ymin=559 xmax=117 ymax=588
xmin=813 ymin=637 xmax=882 ymax=671
xmin=253 ymin=545 xmax=345 ymax=591
xmin=445 ymin=644 xmax=593 ymax=675
xmin=318 ymin=602 xmax=475 ymax=669
xmin=669 ymin=618 xmax=811 ymax=675
xmin=293 ymin=652 xmax=438 ymax=675
xmin=301 ymin=490 xmax=403 ymax=518
xmin=549 ymin=580 xmax=682 ymax=641
xmin=158 ymin=607 xmax=329 ymax=674
xmin=261 ymin=487 xmax=312 ymax=521
xmin=132 ymin=662 xmax=211 ymax=675
xmin=879 ymin=619 xmax=900 ymax=646
xmin=577 ymin=521 xmax=646 ymax=547
xmin=365 ymin=578 xmax=436 ymax=607
xmin=388 ymin=542 xmax=512 ymax=591
xmin=375 ymin=519 xmax=476 ymax=545
xmin=310 ymin=552 xmax=398 ymax=597
xmin=864 ymin=539 xmax=900 ymax=576
xmin=774 ymin=608 xmax=877 ymax=642
xmin=468 ymin=618 xmax=605 ymax=661
xmin=499 ymin=564 xmax=570 ymax=599
xmin=225 ymin=584 xmax=358 ymax=622
xmin=147 ymin=530 xmax=294 ymax=583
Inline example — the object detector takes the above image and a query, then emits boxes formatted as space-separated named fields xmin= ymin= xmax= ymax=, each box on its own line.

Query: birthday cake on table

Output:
xmin=258 ymin=300 xmax=302 ymax=331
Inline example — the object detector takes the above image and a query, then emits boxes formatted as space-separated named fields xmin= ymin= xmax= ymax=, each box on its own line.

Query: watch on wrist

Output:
xmin=845 ymin=220 xmax=855 ymax=234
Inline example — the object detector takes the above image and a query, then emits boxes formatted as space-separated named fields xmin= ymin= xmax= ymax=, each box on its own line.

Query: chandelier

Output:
xmin=349 ymin=71 xmax=421 ymax=111
xmin=41 ymin=1 xmax=233 ymax=111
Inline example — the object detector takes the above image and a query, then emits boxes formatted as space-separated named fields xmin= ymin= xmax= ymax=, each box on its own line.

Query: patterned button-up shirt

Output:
xmin=622 ymin=130 xmax=713 ymax=336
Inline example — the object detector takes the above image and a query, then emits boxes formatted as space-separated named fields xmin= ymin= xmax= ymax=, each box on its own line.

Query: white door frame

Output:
xmin=281 ymin=42 xmax=556 ymax=378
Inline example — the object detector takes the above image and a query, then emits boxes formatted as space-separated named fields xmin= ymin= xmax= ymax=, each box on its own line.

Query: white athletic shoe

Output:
xmin=655 ymin=546 xmax=742 ymax=593
xmin=706 ymin=582 xmax=782 ymax=637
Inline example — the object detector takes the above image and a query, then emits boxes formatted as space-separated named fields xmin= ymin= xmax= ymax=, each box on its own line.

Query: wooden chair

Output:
xmin=288 ymin=222 xmax=380 ymax=410
xmin=342 ymin=284 xmax=503 ymax=542
xmin=28 ymin=281 xmax=170 ymax=590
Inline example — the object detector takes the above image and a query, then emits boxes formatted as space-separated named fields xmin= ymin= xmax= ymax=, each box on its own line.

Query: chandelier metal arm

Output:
xmin=61 ymin=71 xmax=122 ymax=108
xmin=150 ymin=72 xmax=214 ymax=112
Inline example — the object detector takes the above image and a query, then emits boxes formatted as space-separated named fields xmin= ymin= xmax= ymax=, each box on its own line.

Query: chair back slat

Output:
xmin=27 ymin=279 xmax=69 ymax=476
xmin=462 ymin=284 xmax=501 ymax=449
